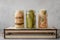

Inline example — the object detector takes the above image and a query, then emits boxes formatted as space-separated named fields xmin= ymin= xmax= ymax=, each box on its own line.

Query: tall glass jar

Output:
xmin=38 ymin=9 xmax=48 ymax=28
xmin=26 ymin=10 xmax=36 ymax=29
xmin=15 ymin=10 xmax=24 ymax=28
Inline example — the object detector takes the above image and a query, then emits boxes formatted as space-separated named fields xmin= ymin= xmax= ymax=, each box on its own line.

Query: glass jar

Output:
xmin=15 ymin=10 xmax=24 ymax=28
xmin=39 ymin=9 xmax=48 ymax=28
xmin=26 ymin=10 xmax=36 ymax=29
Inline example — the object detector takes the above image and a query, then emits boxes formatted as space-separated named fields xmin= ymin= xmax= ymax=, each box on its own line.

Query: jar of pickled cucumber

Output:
xmin=26 ymin=10 xmax=36 ymax=29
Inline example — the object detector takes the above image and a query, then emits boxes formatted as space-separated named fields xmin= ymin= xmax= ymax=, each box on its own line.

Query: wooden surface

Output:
xmin=5 ymin=27 xmax=57 ymax=29
xmin=4 ymin=27 xmax=57 ymax=39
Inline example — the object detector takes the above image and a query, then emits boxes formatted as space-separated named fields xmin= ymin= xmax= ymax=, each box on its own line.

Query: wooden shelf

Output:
xmin=4 ymin=27 xmax=57 ymax=39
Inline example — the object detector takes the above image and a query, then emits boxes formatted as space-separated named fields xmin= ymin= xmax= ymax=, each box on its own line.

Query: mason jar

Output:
xmin=38 ymin=9 xmax=48 ymax=28
xmin=15 ymin=10 xmax=24 ymax=28
xmin=26 ymin=10 xmax=36 ymax=29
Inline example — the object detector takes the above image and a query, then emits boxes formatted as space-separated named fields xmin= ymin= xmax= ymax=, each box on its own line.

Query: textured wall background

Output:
xmin=0 ymin=0 xmax=60 ymax=40
xmin=0 ymin=0 xmax=60 ymax=29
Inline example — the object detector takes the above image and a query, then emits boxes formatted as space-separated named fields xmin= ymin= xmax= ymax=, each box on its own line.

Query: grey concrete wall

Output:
xmin=0 ymin=0 xmax=60 ymax=30
xmin=0 ymin=0 xmax=60 ymax=40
